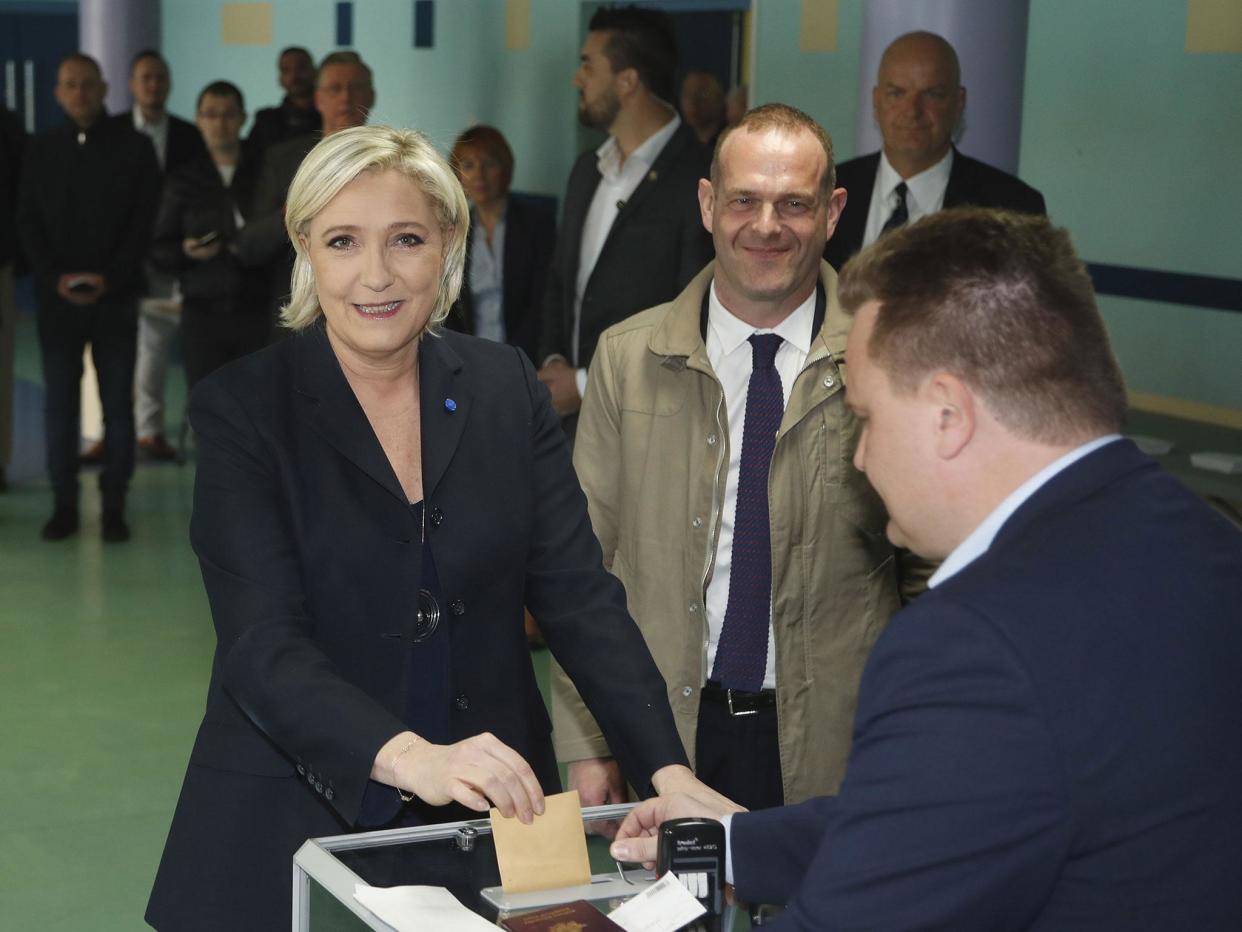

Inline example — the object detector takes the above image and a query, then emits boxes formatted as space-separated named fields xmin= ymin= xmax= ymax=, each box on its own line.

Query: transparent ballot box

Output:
xmin=293 ymin=802 xmax=754 ymax=930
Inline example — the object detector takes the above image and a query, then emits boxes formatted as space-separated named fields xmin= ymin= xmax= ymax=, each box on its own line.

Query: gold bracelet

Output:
xmin=391 ymin=736 xmax=420 ymax=803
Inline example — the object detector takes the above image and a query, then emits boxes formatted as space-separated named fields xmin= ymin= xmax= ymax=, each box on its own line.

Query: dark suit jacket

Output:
xmin=447 ymin=194 xmax=556 ymax=362
xmin=150 ymin=154 xmax=267 ymax=313
xmin=233 ymin=131 xmax=318 ymax=316
xmin=539 ymin=122 xmax=713 ymax=368
xmin=242 ymin=95 xmax=321 ymax=164
xmin=147 ymin=323 xmax=687 ymax=930
xmin=825 ymin=148 xmax=1046 ymax=270
xmin=730 ymin=440 xmax=1242 ymax=930
xmin=105 ymin=110 xmax=207 ymax=175
xmin=17 ymin=117 xmax=160 ymax=304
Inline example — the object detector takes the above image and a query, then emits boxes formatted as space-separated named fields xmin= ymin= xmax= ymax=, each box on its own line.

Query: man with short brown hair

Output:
xmin=556 ymin=104 xmax=922 ymax=814
xmin=612 ymin=208 xmax=1242 ymax=930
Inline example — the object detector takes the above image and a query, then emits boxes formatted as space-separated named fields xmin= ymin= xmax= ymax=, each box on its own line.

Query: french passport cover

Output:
xmin=499 ymin=899 xmax=624 ymax=931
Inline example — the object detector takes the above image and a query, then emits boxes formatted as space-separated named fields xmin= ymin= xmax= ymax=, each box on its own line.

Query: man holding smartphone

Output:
xmin=16 ymin=53 xmax=160 ymax=542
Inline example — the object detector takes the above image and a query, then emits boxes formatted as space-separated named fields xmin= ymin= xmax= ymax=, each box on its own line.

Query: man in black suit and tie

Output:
xmin=105 ymin=50 xmax=209 ymax=461
xmin=612 ymin=209 xmax=1242 ymax=930
xmin=537 ymin=5 xmax=713 ymax=419
xmin=824 ymin=31 xmax=1045 ymax=271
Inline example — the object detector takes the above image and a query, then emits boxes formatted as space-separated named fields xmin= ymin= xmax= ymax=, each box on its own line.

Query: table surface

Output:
xmin=1125 ymin=409 xmax=1242 ymax=504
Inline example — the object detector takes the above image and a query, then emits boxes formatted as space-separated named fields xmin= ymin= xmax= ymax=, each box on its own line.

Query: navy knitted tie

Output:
xmin=712 ymin=333 xmax=784 ymax=692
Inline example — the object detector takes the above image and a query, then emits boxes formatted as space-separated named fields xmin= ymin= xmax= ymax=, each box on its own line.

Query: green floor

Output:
xmin=0 ymin=311 xmax=552 ymax=929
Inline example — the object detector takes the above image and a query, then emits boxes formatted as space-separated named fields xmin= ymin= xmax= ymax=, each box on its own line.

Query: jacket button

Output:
xmin=707 ymin=433 xmax=717 ymax=445
xmin=823 ymin=376 xmax=835 ymax=388
xmin=455 ymin=694 xmax=470 ymax=710
xmin=296 ymin=763 xmax=306 ymax=776
xmin=430 ymin=507 xmax=445 ymax=527
xmin=689 ymin=603 xmax=698 ymax=614
xmin=325 ymin=787 xmax=335 ymax=801
xmin=450 ymin=599 xmax=466 ymax=616
xmin=691 ymin=516 xmax=702 ymax=529
xmin=682 ymin=686 xmax=693 ymax=697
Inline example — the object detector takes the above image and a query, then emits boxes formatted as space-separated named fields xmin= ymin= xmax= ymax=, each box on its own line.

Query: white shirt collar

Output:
xmin=929 ymin=435 xmax=1123 ymax=588
xmin=707 ymin=279 xmax=816 ymax=358
xmin=877 ymin=147 xmax=954 ymax=212
xmin=595 ymin=112 xmax=681 ymax=182
xmin=132 ymin=107 xmax=167 ymax=132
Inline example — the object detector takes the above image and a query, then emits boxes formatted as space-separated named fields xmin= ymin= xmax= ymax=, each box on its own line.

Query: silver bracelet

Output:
xmin=391 ymin=736 xmax=420 ymax=803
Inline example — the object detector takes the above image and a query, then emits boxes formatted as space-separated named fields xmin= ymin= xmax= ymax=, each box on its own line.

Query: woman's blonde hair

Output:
xmin=280 ymin=124 xmax=469 ymax=332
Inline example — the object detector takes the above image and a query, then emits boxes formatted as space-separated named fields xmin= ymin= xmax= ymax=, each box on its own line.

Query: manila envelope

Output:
xmin=491 ymin=790 xmax=592 ymax=893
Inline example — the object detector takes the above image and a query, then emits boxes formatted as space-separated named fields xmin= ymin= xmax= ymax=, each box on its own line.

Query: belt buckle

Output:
xmin=726 ymin=688 xmax=758 ymax=717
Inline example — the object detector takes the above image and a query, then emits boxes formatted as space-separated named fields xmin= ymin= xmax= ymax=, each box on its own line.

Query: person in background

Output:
xmin=0 ymin=105 xmax=27 ymax=493
xmin=102 ymin=49 xmax=209 ymax=463
xmin=145 ymin=124 xmax=723 ymax=931
xmin=612 ymin=209 xmax=1242 ymax=930
xmin=555 ymin=104 xmax=924 ymax=816
xmin=446 ymin=125 xmax=555 ymax=365
xmin=151 ymin=81 xmax=268 ymax=390
xmin=825 ymin=31 xmax=1045 ymax=270
xmin=243 ymin=45 xmax=321 ymax=161
xmin=679 ymin=70 xmax=726 ymax=147
xmin=724 ymin=83 xmax=748 ymax=127
xmin=537 ymin=5 xmax=713 ymax=424
xmin=17 ymin=54 xmax=160 ymax=541
xmin=235 ymin=50 xmax=375 ymax=328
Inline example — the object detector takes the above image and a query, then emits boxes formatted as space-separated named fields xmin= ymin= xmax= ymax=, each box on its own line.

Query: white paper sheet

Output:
xmin=353 ymin=883 xmax=498 ymax=931
xmin=607 ymin=872 xmax=707 ymax=932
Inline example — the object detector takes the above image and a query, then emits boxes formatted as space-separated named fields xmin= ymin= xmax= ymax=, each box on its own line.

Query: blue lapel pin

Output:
xmin=444 ymin=398 xmax=457 ymax=413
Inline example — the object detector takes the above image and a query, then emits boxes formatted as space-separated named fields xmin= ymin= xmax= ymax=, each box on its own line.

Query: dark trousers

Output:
xmin=181 ymin=305 xmax=271 ymax=390
xmin=37 ymin=296 xmax=138 ymax=509
xmin=694 ymin=693 xmax=784 ymax=812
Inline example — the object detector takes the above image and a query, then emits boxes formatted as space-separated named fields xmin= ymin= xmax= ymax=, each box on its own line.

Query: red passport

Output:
xmin=499 ymin=899 xmax=625 ymax=931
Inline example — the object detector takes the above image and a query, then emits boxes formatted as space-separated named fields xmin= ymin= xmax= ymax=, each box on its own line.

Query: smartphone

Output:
xmin=195 ymin=231 xmax=221 ymax=246
xmin=67 ymin=276 xmax=98 ymax=294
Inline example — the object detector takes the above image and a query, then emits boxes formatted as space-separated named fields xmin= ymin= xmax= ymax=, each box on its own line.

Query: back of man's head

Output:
xmin=839 ymin=208 xmax=1126 ymax=445
xmin=588 ymin=5 xmax=678 ymax=103
xmin=711 ymin=102 xmax=837 ymax=195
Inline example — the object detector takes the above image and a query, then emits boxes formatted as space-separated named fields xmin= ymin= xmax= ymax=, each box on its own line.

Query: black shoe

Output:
xmin=102 ymin=509 xmax=131 ymax=543
xmin=41 ymin=506 xmax=80 ymax=540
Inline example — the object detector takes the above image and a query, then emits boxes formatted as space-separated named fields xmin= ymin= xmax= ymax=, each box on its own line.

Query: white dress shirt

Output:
xmin=132 ymin=107 xmax=169 ymax=169
xmin=861 ymin=148 xmax=954 ymax=249
xmin=570 ymin=113 xmax=681 ymax=393
xmin=468 ymin=211 xmax=506 ymax=344
xmin=704 ymin=281 xmax=816 ymax=691
xmin=929 ymin=435 xmax=1122 ymax=588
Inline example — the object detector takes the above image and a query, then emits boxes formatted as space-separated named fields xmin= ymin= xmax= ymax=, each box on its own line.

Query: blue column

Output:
xmin=80 ymin=0 xmax=161 ymax=115
xmin=854 ymin=0 xmax=1031 ymax=174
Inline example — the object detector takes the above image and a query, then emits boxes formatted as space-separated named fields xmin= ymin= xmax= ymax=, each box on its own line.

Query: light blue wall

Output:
xmin=751 ymin=0 xmax=863 ymax=162
xmin=1020 ymin=0 xmax=1242 ymax=410
xmin=162 ymin=0 xmax=581 ymax=196
xmin=750 ymin=0 xmax=1240 ymax=411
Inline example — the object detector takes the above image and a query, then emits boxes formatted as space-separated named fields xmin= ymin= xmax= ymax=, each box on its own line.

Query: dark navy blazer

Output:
xmin=147 ymin=323 xmax=686 ymax=930
xmin=732 ymin=439 xmax=1242 ymax=930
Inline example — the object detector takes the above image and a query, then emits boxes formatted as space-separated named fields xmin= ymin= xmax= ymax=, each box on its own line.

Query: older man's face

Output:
xmin=700 ymin=126 xmax=845 ymax=315
xmin=315 ymin=63 xmax=374 ymax=134
xmin=872 ymin=36 xmax=964 ymax=175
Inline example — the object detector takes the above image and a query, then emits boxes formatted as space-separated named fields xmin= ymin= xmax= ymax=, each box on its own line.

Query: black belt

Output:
xmin=701 ymin=681 xmax=776 ymax=717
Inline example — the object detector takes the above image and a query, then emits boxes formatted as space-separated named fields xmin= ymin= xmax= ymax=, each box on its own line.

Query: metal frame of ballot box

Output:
xmin=292 ymin=802 xmax=641 ymax=930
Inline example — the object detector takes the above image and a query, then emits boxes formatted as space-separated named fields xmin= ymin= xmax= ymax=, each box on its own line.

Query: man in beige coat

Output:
xmin=554 ymin=104 xmax=926 ymax=812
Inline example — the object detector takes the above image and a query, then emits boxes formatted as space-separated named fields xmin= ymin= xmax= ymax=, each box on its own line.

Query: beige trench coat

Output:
xmin=552 ymin=261 xmax=925 ymax=804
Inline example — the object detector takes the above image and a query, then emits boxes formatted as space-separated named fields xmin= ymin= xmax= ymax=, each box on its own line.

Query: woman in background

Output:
xmin=447 ymin=125 xmax=555 ymax=364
